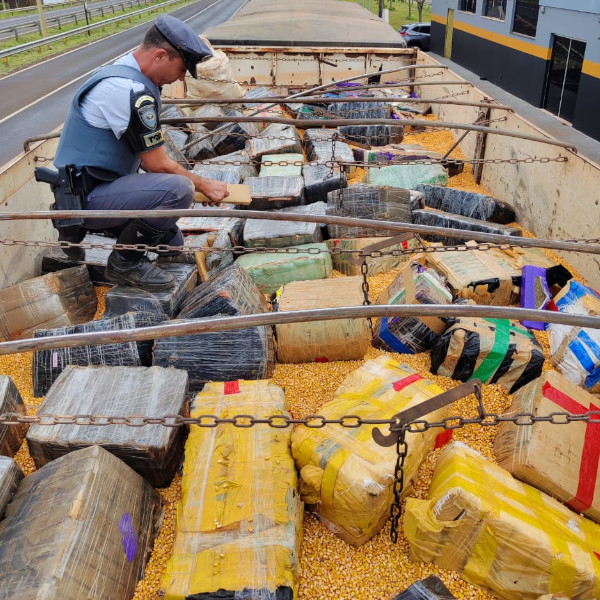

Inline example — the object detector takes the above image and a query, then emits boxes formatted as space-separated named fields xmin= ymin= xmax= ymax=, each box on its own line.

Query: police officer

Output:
xmin=54 ymin=15 xmax=229 ymax=290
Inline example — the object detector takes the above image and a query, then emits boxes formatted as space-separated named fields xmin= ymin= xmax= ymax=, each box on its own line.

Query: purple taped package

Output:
xmin=520 ymin=265 xmax=551 ymax=331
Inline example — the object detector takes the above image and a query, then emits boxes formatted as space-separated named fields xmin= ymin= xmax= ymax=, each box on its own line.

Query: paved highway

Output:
xmin=0 ymin=0 xmax=246 ymax=166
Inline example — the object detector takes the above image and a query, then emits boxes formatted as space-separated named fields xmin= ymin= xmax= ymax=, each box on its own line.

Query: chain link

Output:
xmin=390 ymin=425 xmax=408 ymax=544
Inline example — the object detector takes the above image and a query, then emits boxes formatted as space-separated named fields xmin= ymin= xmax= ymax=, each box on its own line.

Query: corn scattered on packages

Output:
xmin=291 ymin=356 xmax=451 ymax=546
xmin=548 ymin=280 xmax=600 ymax=392
xmin=404 ymin=442 xmax=600 ymax=600
xmin=494 ymin=370 xmax=600 ymax=523
xmin=162 ymin=380 xmax=302 ymax=600
xmin=0 ymin=445 xmax=161 ymax=600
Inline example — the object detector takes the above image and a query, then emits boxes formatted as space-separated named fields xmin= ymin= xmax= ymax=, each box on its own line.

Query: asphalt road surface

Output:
xmin=0 ymin=0 xmax=247 ymax=167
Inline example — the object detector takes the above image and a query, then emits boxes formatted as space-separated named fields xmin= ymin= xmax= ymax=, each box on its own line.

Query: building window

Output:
xmin=459 ymin=0 xmax=477 ymax=12
xmin=513 ymin=0 xmax=540 ymax=37
xmin=483 ymin=0 xmax=506 ymax=20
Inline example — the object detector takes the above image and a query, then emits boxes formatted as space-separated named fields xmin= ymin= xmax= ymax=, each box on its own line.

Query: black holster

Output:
xmin=35 ymin=165 xmax=85 ymax=229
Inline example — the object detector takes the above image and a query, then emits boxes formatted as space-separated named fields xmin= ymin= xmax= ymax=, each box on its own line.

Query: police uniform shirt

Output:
xmin=80 ymin=53 xmax=163 ymax=153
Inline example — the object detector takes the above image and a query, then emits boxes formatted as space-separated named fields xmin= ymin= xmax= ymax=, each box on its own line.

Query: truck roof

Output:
xmin=204 ymin=0 xmax=407 ymax=48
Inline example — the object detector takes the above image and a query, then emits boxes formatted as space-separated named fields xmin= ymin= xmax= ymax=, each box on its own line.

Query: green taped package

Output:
xmin=365 ymin=163 xmax=448 ymax=188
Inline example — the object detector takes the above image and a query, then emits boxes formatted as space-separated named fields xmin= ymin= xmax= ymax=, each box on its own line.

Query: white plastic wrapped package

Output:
xmin=245 ymin=175 xmax=305 ymax=209
xmin=246 ymin=123 xmax=302 ymax=158
xmin=303 ymin=163 xmax=347 ymax=204
xmin=0 ymin=457 xmax=22 ymax=519
xmin=549 ymin=280 xmax=600 ymax=392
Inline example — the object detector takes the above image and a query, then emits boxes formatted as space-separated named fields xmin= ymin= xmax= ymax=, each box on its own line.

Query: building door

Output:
xmin=444 ymin=9 xmax=454 ymax=59
xmin=544 ymin=35 xmax=586 ymax=123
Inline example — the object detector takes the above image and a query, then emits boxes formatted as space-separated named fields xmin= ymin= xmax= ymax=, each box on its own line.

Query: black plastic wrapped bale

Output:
xmin=178 ymin=262 xmax=268 ymax=319
xmin=327 ymin=100 xmax=389 ymax=120
xmin=0 ymin=265 xmax=97 ymax=342
xmin=245 ymin=123 xmax=302 ymax=159
xmin=243 ymin=202 xmax=326 ymax=248
xmin=338 ymin=124 xmax=404 ymax=147
xmin=164 ymin=127 xmax=192 ymax=168
xmin=33 ymin=311 xmax=165 ymax=397
xmin=430 ymin=317 xmax=545 ymax=393
xmin=105 ymin=263 xmax=197 ymax=318
xmin=245 ymin=175 xmax=305 ymax=210
xmin=415 ymin=184 xmax=516 ymax=224
xmin=185 ymin=125 xmax=217 ymax=161
xmin=27 ymin=365 xmax=188 ymax=487
xmin=326 ymin=183 xmax=420 ymax=238
xmin=372 ymin=263 xmax=452 ymax=354
xmin=212 ymin=109 xmax=260 ymax=155
xmin=412 ymin=208 xmax=522 ymax=245
xmin=0 ymin=457 xmax=22 ymax=519
xmin=0 ymin=445 xmax=162 ymax=600
xmin=41 ymin=232 xmax=117 ymax=285
xmin=192 ymin=163 xmax=242 ymax=184
xmin=0 ymin=376 xmax=27 ymax=458
xmin=207 ymin=150 xmax=258 ymax=180
xmin=303 ymin=163 xmax=347 ymax=204
xmin=153 ymin=319 xmax=275 ymax=394
xmin=177 ymin=206 xmax=245 ymax=245
xmin=392 ymin=576 xmax=457 ymax=600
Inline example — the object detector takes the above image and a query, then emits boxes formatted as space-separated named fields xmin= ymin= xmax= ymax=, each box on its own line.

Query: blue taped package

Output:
xmin=549 ymin=281 xmax=600 ymax=391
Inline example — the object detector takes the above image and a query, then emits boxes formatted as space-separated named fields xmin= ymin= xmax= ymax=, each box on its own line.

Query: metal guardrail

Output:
xmin=0 ymin=0 xmax=179 ymax=60
xmin=0 ymin=0 xmax=151 ymax=41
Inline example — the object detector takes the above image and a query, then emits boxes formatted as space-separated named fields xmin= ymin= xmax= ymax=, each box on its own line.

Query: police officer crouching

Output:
xmin=49 ymin=15 xmax=229 ymax=290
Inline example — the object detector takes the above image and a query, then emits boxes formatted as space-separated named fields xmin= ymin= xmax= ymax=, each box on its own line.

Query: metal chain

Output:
xmin=360 ymin=260 xmax=374 ymax=334
xmin=390 ymin=425 xmax=408 ymax=544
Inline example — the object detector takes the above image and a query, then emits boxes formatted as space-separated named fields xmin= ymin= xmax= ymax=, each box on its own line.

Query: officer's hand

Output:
xmin=196 ymin=179 xmax=229 ymax=206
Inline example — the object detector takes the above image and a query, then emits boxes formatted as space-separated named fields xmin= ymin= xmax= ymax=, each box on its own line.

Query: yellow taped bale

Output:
xmin=494 ymin=370 xmax=600 ymax=523
xmin=275 ymin=277 xmax=371 ymax=363
xmin=291 ymin=356 xmax=451 ymax=546
xmin=161 ymin=380 xmax=303 ymax=600
xmin=404 ymin=442 xmax=600 ymax=600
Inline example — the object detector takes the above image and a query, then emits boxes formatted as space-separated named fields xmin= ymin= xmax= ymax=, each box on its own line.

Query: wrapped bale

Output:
xmin=303 ymin=128 xmax=355 ymax=168
xmin=0 ymin=265 xmax=96 ymax=342
xmin=0 ymin=445 xmax=161 ymax=600
xmin=27 ymin=365 xmax=188 ymax=488
xmin=494 ymin=370 xmax=600 ymax=522
xmin=275 ymin=277 xmax=370 ymax=363
xmin=404 ymin=442 xmax=600 ymax=600
xmin=104 ymin=263 xmax=197 ymax=318
xmin=212 ymin=109 xmax=260 ymax=155
xmin=41 ymin=232 xmax=116 ymax=285
xmin=177 ymin=205 xmax=245 ymax=245
xmin=327 ymin=100 xmax=389 ymax=120
xmin=415 ymin=184 xmax=516 ymax=224
xmin=0 ymin=457 xmax=22 ymax=519
xmin=245 ymin=123 xmax=302 ymax=159
xmin=160 ymin=103 xmax=186 ymax=121
xmin=365 ymin=163 xmax=448 ymax=188
xmin=338 ymin=124 xmax=403 ymax=147
xmin=303 ymin=163 xmax=347 ymax=204
xmin=206 ymin=149 xmax=258 ymax=180
xmin=163 ymin=127 xmax=192 ymax=168
xmin=412 ymin=208 xmax=522 ymax=245
xmin=373 ymin=262 xmax=452 ymax=354
xmin=237 ymin=242 xmax=333 ymax=295
xmin=326 ymin=184 xmax=420 ymax=238
xmin=191 ymin=164 xmax=242 ymax=184
xmin=33 ymin=311 xmax=165 ymax=397
xmin=157 ymin=230 xmax=233 ymax=272
xmin=189 ymin=104 xmax=226 ymax=130
xmin=243 ymin=103 xmax=286 ymax=133
xmin=243 ymin=202 xmax=326 ymax=248
xmin=392 ymin=576 xmax=456 ymax=600
xmin=154 ymin=319 xmax=275 ymax=394
xmin=245 ymin=175 xmax=305 ymax=210
xmin=292 ymin=356 xmax=452 ymax=546
xmin=430 ymin=316 xmax=544 ymax=393
xmin=185 ymin=126 xmax=217 ymax=161
xmin=178 ymin=262 xmax=269 ymax=319
xmin=0 ymin=377 xmax=27 ymax=458
xmin=326 ymin=236 xmax=420 ymax=276
xmin=260 ymin=153 xmax=304 ymax=177
xmin=549 ymin=280 xmax=600 ymax=392
xmin=161 ymin=380 xmax=302 ymax=600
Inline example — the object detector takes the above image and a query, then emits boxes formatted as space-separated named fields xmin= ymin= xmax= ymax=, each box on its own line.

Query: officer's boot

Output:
xmin=105 ymin=219 xmax=175 ymax=290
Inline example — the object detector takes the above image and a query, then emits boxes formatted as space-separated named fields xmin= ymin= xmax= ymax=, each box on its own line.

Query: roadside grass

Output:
xmin=344 ymin=0 xmax=431 ymax=30
xmin=0 ymin=2 xmax=80 ymax=20
xmin=0 ymin=0 xmax=193 ymax=73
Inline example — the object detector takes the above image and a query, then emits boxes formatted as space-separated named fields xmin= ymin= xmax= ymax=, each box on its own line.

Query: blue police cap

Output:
xmin=155 ymin=15 xmax=212 ymax=78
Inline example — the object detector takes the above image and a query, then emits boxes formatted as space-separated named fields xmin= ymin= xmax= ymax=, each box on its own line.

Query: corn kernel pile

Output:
xmin=0 ymin=113 xmax=585 ymax=600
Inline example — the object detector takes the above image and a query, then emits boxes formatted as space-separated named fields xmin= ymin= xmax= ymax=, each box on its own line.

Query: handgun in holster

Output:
xmin=34 ymin=165 xmax=86 ymax=244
